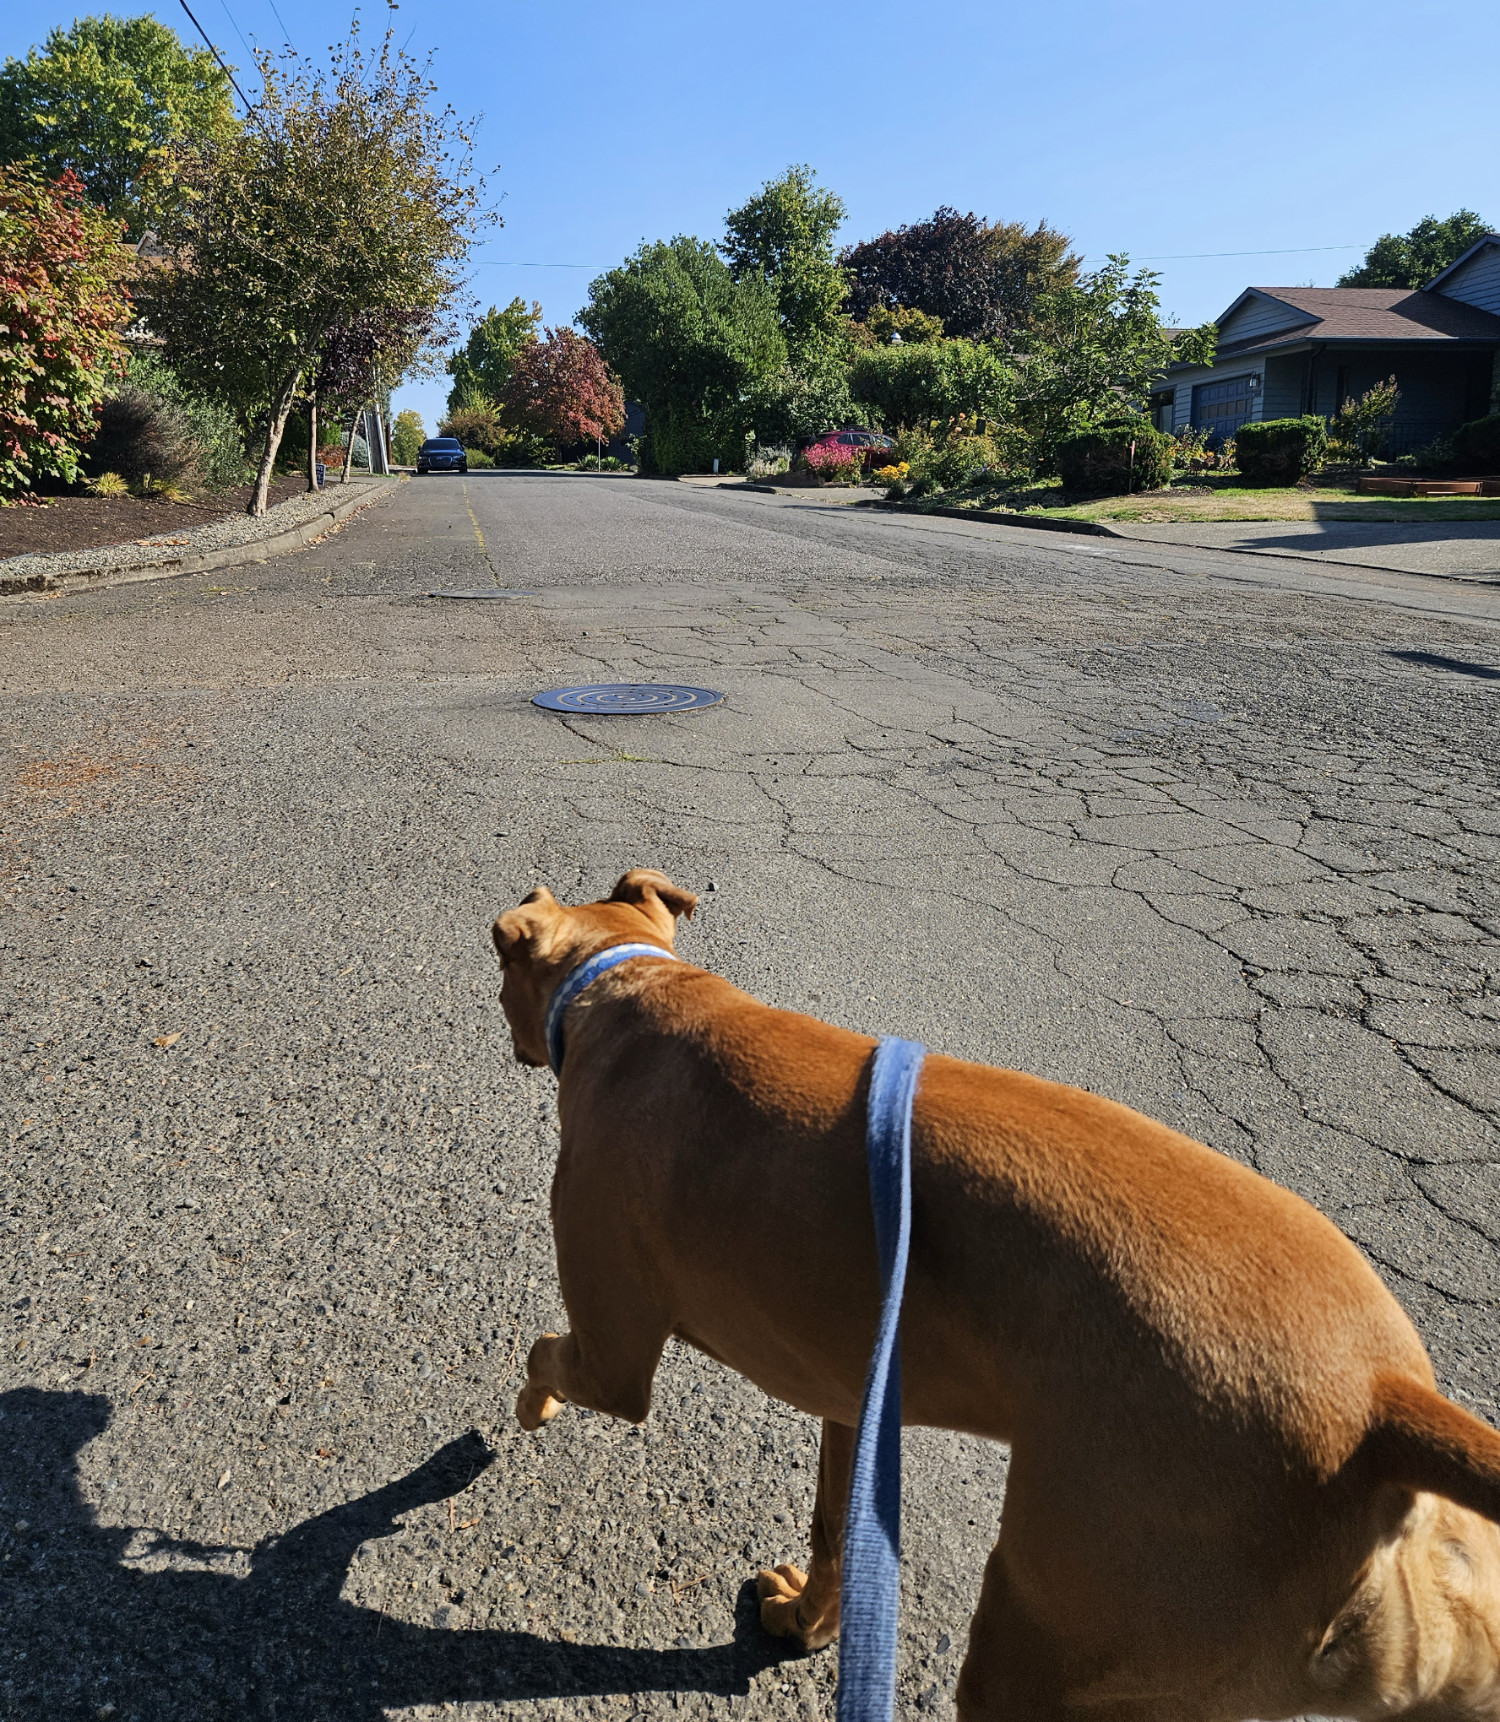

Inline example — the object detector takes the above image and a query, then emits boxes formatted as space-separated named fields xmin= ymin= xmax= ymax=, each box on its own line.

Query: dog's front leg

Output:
xmin=514 ymin=1299 xmax=670 ymax=1431
xmin=757 ymin=1418 xmax=853 ymax=1651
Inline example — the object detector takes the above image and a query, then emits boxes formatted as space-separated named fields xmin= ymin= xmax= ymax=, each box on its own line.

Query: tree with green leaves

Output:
xmin=0 ymin=15 xmax=237 ymax=240
xmin=1013 ymin=257 xmax=1215 ymax=467
xmin=849 ymin=337 xmax=1015 ymax=431
xmin=0 ymin=164 xmax=132 ymax=497
xmin=142 ymin=26 xmax=487 ymax=513
xmin=722 ymin=165 xmax=855 ymax=445
xmin=722 ymin=165 xmax=847 ymax=367
xmin=390 ymin=408 xmax=424 ymax=466
xmin=446 ymin=296 xmax=540 ymax=413
xmin=1337 ymin=210 xmax=1492 ymax=288
xmin=581 ymin=237 xmax=784 ymax=473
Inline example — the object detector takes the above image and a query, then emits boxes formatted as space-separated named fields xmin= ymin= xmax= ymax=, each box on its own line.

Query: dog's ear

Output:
xmin=608 ymin=868 xmax=697 ymax=936
xmin=491 ymin=887 xmax=561 ymax=967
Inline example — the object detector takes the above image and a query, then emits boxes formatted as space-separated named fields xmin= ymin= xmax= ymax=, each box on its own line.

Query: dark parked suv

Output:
xmin=416 ymin=437 xmax=467 ymax=475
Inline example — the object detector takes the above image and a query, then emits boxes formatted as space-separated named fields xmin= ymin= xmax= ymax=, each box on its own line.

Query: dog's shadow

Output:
xmin=1 ymin=1387 xmax=798 ymax=1719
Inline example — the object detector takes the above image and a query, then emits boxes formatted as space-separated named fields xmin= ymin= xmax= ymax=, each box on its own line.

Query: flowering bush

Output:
xmin=803 ymin=440 xmax=863 ymax=483
xmin=0 ymin=165 xmax=131 ymax=496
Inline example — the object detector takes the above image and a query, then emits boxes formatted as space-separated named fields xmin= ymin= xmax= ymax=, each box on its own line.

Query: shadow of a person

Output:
xmin=1 ymin=1388 xmax=796 ymax=1720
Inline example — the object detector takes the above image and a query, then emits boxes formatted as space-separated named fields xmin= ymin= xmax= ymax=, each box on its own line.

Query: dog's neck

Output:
xmin=543 ymin=942 xmax=679 ymax=1076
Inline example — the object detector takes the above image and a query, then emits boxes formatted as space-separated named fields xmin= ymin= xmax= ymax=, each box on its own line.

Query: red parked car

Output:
xmin=803 ymin=428 xmax=899 ymax=471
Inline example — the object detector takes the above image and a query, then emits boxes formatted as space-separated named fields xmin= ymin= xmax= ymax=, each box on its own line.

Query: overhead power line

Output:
xmin=1087 ymin=244 xmax=1363 ymax=262
xmin=178 ymin=0 xmax=256 ymax=115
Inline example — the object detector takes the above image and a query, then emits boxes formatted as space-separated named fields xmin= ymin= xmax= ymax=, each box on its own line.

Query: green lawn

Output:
xmin=907 ymin=473 xmax=1500 ymax=525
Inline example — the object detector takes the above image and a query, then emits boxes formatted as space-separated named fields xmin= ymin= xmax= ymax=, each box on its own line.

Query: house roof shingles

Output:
xmin=1219 ymin=286 xmax=1500 ymax=356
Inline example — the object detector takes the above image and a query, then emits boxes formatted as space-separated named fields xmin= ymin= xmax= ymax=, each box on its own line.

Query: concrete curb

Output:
xmin=0 ymin=476 xmax=401 ymax=599
xmin=868 ymin=501 xmax=1108 ymax=536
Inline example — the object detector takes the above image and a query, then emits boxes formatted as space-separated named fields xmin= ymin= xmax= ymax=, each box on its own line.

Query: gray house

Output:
xmin=1156 ymin=231 xmax=1500 ymax=454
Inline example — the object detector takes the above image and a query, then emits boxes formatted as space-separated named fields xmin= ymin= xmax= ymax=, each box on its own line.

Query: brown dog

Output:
xmin=492 ymin=869 xmax=1500 ymax=1721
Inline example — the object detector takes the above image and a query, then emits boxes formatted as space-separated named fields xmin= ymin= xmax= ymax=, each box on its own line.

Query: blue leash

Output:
xmin=839 ymin=1035 xmax=926 ymax=1722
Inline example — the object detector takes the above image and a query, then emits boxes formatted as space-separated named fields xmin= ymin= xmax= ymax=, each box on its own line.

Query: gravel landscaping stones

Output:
xmin=0 ymin=477 xmax=397 ymax=596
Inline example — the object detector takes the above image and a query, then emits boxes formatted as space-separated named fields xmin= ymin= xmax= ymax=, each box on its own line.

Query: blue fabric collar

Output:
xmin=543 ymin=942 xmax=679 ymax=1076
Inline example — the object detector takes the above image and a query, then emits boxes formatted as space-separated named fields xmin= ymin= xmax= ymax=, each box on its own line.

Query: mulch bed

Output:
xmin=0 ymin=474 xmax=316 ymax=561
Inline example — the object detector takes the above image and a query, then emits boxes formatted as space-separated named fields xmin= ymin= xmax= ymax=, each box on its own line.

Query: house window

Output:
xmin=1149 ymin=389 xmax=1175 ymax=434
xmin=1191 ymin=373 xmax=1259 ymax=445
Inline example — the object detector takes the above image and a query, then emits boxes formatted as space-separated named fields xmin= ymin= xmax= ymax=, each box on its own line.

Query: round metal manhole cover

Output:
xmin=426 ymin=588 xmax=538 ymax=599
xmin=532 ymin=682 xmax=724 ymax=714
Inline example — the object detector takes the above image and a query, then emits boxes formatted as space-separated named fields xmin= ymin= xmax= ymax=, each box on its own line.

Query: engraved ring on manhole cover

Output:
xmin=532 ymin=682 xmax=724 ymax=714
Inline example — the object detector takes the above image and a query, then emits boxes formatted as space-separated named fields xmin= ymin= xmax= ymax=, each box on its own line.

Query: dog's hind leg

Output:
xmin=758 ymin=1418 xmax=853 ymax=1651
xmin=515 ymin=1278 xmax=671 ymax=1431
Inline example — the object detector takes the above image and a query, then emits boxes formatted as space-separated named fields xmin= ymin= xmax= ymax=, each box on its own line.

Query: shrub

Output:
xmin=122 ymin=352 xmax=246 ymax=489
xmin=0 ymin=164 xmax=132 ymax=496
xmin=874 ymin=460 xmax=910 ymax=497
xmin=492 ymin=426 xmax=553 ymax=468
xmin=803 ymin=441 xmax=864 ymax=484
xmin=1327 ymin=376 xmax=1399 ymax=466
xmin=85 ymin=386 xmax=198 ymax=491
xmin=439 ymin=402 xmax=503 ymax=457
xmin=1055 ymin=419 xmax=1172 ymax=494
xmin=747 ymin=444 xmax=790 ymax=478
xmin=85 ymin=470 xmax=129 ymax=496
xmin=462 ymin=447 xmax=495 ymax=467
xmin=1451 ymin=414 xmax=1500 ymax=474
xmin=1234 ymin=416 xmax=1327 ymax=485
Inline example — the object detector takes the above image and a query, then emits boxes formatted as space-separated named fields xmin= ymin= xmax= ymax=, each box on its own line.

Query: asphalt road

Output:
xmin=4 ymin=473 xmax=1499 ymax=1722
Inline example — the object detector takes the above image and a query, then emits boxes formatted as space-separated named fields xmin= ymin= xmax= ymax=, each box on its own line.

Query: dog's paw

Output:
xmin=757 ymin=1563 xmax=836 ymax=1649
xmin=515 ymin=1384 xmax=564 ymax=1431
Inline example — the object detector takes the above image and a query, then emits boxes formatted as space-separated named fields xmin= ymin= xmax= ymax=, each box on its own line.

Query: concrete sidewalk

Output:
xmin=1103 ymin=517 xmax=1500 ymax=582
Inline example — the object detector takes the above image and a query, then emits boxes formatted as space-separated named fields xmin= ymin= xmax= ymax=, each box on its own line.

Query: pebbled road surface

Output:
xmin=3 ymin=473 xmax=1499 ymax=1722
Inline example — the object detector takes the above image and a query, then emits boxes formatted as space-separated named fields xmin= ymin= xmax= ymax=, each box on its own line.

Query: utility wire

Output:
xmin=264 ymin=0 xmax=296 ymax=50
xmin=1087 ymin=244 xmax=1363 ymax=262
xmin=178 ymin=0 xmax=256 ymax=116
xmin=215 ymin=0 xmax=258 ymax=77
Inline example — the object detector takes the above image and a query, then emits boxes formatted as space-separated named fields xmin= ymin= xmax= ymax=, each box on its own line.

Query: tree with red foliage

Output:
xmin=0 ymin=164 xmax=131 ymax=496
xmin=500 ymin=326 xmax=624 ymax=453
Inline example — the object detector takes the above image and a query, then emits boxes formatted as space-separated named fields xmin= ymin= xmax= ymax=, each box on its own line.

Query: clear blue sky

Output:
xmin=5 ymin=0 xmax=1497 ymax=433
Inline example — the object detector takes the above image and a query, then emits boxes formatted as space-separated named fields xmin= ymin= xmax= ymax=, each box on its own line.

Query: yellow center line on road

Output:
xmin=461 ymin=479 xmax=486 ymax=553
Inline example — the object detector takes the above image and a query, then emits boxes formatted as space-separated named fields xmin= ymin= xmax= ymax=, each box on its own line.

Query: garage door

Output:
xmin=1191 ymin=374 xmax=1258 ymax=445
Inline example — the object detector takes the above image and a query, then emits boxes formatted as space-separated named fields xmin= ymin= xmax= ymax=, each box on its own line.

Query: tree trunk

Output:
xmin=340 ymin=406 xmax=363 ymax=484
xmin=371 ymin=400 xmax=388 ymax=475
xmin=249 ymin=367 xmax=304 ymax=517
xmin=307 ymin=383 xmax=319 ymax=493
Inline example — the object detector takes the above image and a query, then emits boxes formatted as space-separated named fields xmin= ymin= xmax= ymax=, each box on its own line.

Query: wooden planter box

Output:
xmin=1357 ymin=475 xmax=1500 ymax=496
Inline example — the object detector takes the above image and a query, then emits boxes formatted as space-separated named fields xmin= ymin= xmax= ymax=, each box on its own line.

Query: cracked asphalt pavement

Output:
xmin=4 ymin=473 xmax=1499 ymax=1721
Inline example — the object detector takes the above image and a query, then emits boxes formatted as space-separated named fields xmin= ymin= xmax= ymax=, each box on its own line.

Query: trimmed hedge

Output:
xmin=1235 ymin=416 xmax=1327 ymax=485
xmin=1055 ymin=419 xmax=1172 ymax=494
xmin=1452 ymin=413 xmax=1500 ymax=474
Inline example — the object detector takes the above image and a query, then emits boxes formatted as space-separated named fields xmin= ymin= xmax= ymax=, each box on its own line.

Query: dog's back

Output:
xmin=500 ymin=873 xmax=1500 ymax=1721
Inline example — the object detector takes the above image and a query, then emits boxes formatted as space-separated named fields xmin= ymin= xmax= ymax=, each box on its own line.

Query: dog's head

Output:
xmin=491 ymin=868 xmax=698 ymax=1067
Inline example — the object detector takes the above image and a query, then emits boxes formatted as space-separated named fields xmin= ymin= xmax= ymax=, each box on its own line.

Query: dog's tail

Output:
xmin=1360 ymin=1373 xmax=1500 ymax=1523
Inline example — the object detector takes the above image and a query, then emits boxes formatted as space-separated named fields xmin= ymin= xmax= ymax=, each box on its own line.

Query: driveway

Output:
xmin=4 ymin=476 xmax=1498 ymax=1720
xmin=1105 ymin=515 xmax=1500 ymax=580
